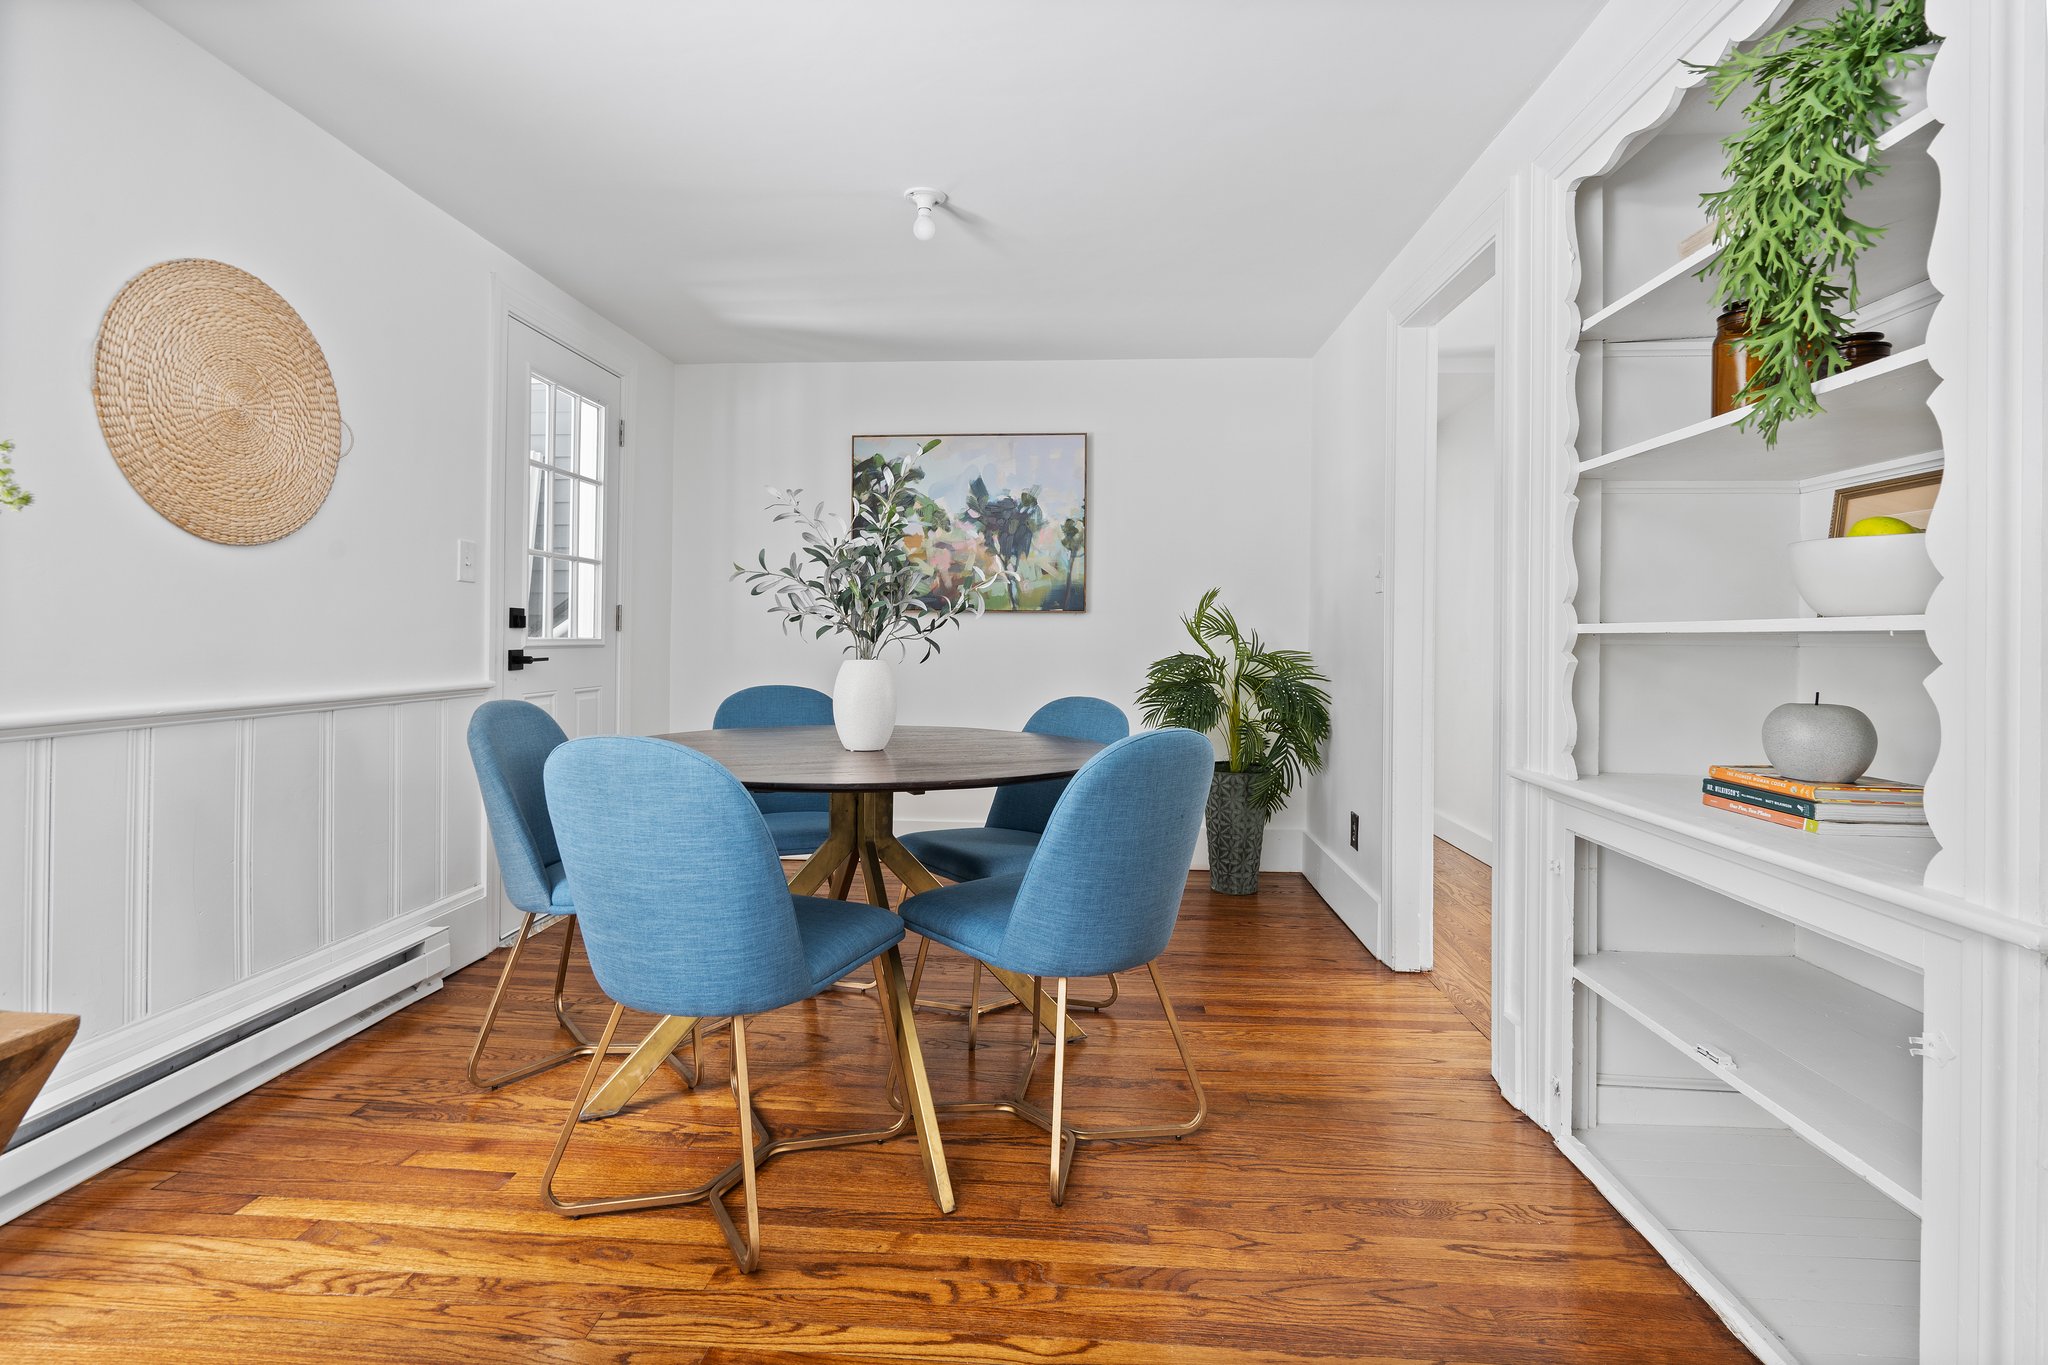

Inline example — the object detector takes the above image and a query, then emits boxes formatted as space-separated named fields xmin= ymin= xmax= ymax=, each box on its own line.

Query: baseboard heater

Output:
xmin=0 ymin=925 xmax=450 ymax=1223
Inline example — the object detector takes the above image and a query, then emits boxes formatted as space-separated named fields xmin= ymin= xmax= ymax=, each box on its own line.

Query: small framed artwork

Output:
xmin=851 ymin=432 xmax=1088 ymax=612
xmin=1830 ymin=469 xmax=1942 ymax=537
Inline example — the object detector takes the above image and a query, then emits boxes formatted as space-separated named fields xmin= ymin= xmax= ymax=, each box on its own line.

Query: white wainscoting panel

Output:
xmin=0 ymin=684 xmax=492 ymax=1121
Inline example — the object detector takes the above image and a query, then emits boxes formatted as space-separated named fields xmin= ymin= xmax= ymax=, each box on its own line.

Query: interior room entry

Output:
xmin=500 ymin=319 xmax=624 ymax=742
xmin=1428 ymin=276 xmax=1499 ymax=1035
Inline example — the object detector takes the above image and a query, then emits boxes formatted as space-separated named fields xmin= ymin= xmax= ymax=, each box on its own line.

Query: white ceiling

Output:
xmin=139 ymin=0 xmax=1605 ymax=363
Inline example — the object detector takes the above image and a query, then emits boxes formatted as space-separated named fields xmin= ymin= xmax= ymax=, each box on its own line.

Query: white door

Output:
xmin=501 ymin=319 xmax=624 ymax=742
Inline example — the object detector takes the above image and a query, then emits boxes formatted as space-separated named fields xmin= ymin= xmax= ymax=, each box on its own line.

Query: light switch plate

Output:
xmin=455 ymin=538 xmax=477 ymax=583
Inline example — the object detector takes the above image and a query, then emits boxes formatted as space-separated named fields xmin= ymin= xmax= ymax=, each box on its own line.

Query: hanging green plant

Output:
xmin=1692 ymin=0 xmax=1937 ymax=446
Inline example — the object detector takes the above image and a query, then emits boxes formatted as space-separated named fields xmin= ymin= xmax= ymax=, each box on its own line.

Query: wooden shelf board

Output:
xmin=1580 ymin=115 xmax=1937 ymax=347
xmin=1577 ymin=615 xmax=1926 ymax=637
xmin=1576 ymin=951 xmax=1921 ymax=1209
xmin=1580 ymin=347 xmax=1938 ymax=482
xmin=1573 ymin=1125 xmax=1919 ymax=1365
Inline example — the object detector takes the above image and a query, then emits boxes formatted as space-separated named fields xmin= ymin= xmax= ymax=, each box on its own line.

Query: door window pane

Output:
xmin=523 ymin=372 xmax=606 ymax=641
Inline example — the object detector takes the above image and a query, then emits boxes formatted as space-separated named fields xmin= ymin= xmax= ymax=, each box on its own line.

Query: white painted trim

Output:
xmin=0 ymin=682 xmax=493 ymax=742
xmin=1301 ymin=830 xmax=1389 ymax=964
xmin=1382 ymin=202 xmax=1505 ymax=977
xmin=1433 ymin=812 xmax=1494 ymax=867
xmin=0 ymin=927 xmax=450 ymax=1224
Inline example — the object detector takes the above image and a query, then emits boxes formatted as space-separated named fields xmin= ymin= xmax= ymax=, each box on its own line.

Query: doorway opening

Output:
xmin=1427 ymin=276 xmax=1499 ymax=1036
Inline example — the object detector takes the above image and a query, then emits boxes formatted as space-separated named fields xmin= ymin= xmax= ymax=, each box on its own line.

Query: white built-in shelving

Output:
xmin=1547 ymin=19 xmax=1951 ymax=1360
xmin=1581 ymin=347 xmax=1936 ymax=481
xmin=1576 ymin=615 xmax=1925 ymax=638
xmin=1579 ymin=112 xmax=1937 ymax=346
xmin=1572 ymin=1125 xmax=1920 ymax=1365
xmin=1522 ymin=770 xmax=1942 ymax=916
xmin=1574 ymin=951 xmax=1922 ymax=1209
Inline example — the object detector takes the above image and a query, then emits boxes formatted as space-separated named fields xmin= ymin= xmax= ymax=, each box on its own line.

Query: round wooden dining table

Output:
xmin=574 ymin=725 xmax=1103 ymax=1134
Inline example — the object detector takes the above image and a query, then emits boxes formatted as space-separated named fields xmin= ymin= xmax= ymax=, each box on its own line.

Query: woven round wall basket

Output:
xmin=92 ymin=258 xmax=343 ymax=545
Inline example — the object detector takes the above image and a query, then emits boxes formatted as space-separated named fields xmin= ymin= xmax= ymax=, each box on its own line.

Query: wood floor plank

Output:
xmin=0 ymin=873 xmax=1746 ymax=1362
xmin=1431 ymin=839 xmax=1494 ymax=1037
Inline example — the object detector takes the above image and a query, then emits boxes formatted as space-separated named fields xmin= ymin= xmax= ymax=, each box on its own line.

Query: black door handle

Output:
xmin=507 ymin=649 xmax=550 ymax=671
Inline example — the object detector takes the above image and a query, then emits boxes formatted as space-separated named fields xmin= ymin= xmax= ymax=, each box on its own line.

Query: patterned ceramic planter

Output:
xmin=1205 ymin=765 xmax=1264 ymax=895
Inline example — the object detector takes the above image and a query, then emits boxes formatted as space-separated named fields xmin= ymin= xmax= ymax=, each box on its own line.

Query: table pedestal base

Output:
xmin=792 ymin=792 xmax=1081 ymax=1043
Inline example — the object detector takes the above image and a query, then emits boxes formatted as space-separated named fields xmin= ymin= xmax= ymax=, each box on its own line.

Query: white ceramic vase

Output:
xmin=833 ymin=658 xmax=896 ymax=751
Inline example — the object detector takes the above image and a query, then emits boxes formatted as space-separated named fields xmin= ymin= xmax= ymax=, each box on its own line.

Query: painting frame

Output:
xmin=851 ymin=431 xmax=1090 ymax=614
xmin=1828 ymin=468 xmax=1942 ymax=537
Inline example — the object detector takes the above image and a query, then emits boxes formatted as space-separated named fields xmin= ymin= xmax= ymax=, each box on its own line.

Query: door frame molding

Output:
xmin=482 ymin=278 xmax=635 ymax=940
xmin=1379 ymin=201 xmax=1504 ymax=985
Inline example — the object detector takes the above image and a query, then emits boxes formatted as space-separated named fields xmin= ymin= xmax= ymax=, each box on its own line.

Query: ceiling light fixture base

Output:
xmin=904 ymin=187 xmax=948 ymax=241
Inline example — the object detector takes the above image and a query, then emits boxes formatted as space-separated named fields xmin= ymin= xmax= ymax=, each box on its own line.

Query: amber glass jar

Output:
xmin=1838 ymin=331 xmax=1892 ymax=370
xmin=1711 ymin=304 xmax=1764 ymax=415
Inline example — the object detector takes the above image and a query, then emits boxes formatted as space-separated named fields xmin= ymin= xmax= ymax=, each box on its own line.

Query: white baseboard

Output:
xmin=1300 ymin=831 xmax=1386 ymax=962
xmin=1433 ymin=811 xmax=1495 ymax=866
xmin=0 ymin=925 xmax=452 ymax=1224
xmin=886 ymin=817 xmax=1306 ymax=873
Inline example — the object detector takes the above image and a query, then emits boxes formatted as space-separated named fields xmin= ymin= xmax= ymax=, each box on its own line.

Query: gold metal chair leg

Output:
xmin=549 ymin=919 xmax=699 ymax=1088
xmin=937 ymin=961 xmax=1205 ymax=1206
xmin=1066 ymin=972 xmax=1120 ymax=1012
xmin=708 ymin=1016 xmax=763 ymax=1271
xmin=966 ymin=960 xmax=983 ymax=1049
xmin=541 ymin=1005 xmax=762 ymax=1220
xmin=543 ymin=950 xmax=952 ymax=1270
xmin=468 ymin=915 xmax=696 ymax=1091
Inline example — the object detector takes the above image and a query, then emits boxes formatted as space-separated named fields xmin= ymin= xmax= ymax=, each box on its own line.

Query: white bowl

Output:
xmin=1789 ymin=534 xmax=1938 ymax=617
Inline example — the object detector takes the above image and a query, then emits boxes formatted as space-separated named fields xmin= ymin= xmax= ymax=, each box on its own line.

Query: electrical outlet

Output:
xmin=455 ymin=538 xmax=477 ymax=583
xmin=1348 ymin=811 xmax=1359 ymax=849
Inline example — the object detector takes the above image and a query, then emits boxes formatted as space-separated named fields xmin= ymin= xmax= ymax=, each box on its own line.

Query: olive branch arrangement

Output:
xmin=0 ymin=441 xmax=30 ymax=512
xmin=734 ymin=440 xmax=986 ymax=661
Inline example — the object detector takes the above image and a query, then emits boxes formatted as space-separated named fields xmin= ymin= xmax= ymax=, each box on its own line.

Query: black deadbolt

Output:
xmin=508 ymin=607 xmax=527 ymax=630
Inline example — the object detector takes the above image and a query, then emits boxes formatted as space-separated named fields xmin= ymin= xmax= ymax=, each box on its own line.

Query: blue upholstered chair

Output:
xmin=465 ymin=700 xmax=696 ymax=1091
xmin=901 ymin=696 xmax=1129 ymax=880
xmin=537 ymin=735 xmax=953 ymax=1270
xmin=713 ymin=685 xmax=835 ymax=858
xmin=897 ymin=728 xmax=1212 ymax=1205
xmin=901 ymin=697 xmax=1129 ymax=1024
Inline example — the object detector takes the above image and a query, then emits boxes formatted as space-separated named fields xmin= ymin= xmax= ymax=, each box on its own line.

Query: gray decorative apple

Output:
xmin=1761 ymin=696 xmax=1878 ymax=784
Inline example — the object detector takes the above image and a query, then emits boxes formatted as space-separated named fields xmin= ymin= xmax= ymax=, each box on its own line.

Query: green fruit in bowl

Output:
xmin=1847 ymin=515 xmax=1921 ymax=536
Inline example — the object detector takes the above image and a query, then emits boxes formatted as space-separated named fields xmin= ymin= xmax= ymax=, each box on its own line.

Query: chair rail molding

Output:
xmin=0 ymin=681 xmax=495 ymax=1217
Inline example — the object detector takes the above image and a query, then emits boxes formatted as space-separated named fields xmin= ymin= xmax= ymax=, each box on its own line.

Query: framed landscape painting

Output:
xmin=851 ymin=432 xmax=1088 ymax=612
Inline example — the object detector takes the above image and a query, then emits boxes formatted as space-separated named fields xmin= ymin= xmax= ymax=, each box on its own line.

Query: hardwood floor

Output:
xmin=0 ymin=873 xmax=1746 ymax=1363
xmin=1430 ymin=839 xmax=1494 ymax=1038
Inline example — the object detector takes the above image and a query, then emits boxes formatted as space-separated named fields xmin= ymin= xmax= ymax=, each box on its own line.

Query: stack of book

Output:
xmin=1701 ymin=764 xmax=1930 ymax=837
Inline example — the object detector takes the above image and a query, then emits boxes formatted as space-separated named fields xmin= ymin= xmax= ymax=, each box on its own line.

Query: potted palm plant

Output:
xmin=734 ymin=443 xmax=985 ymax=751
xmin=1138 ymin=589 xmax=1331 ymax=895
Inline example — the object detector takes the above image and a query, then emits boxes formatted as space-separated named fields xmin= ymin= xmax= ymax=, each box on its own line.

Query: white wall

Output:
xmin=1299 ymin=0 xmax=1738 ymax=961
xmin=671 ymin=358 xmax=1313 ymax=862
xmin=1432 ymin=372 xmax=1496 ymax=864
xmin=0 ymin=0 xmax=673 ymax=729
xmin=0 ymin=0 xmax=673 ymax=1170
